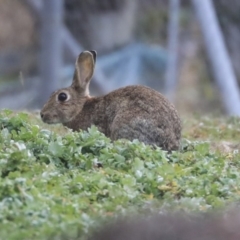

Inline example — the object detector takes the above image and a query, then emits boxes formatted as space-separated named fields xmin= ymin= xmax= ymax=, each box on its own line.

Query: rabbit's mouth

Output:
xmin=40 ymin=112 xmax=60 ymax=124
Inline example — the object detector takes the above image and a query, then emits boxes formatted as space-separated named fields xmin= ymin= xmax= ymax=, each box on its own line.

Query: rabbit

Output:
xmin=40 ymin=50 xmax=181 ymax=151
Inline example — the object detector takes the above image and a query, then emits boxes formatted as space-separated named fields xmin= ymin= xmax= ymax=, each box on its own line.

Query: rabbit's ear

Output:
xmin=72 ymin=51 xmax=96 ymax=94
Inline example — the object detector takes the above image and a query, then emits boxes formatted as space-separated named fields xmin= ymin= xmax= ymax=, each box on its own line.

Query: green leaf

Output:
xmin=48 ymin=142 xmax=64 ymax=157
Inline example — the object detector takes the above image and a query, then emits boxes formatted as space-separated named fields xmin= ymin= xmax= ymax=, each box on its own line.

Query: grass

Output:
xmin=0 ymin=109 xmax=240 ymax=239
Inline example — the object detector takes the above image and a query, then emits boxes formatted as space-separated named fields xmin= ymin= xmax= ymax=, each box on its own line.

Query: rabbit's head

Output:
xmin=40 ymin=50 xmax=96 ymax=124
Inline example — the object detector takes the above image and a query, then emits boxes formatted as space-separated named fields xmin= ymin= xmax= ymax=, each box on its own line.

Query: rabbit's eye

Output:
xmin=58 ymin=92 xmax=68 ymax=102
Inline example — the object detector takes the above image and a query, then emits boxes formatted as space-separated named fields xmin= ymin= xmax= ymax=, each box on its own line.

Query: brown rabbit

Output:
xmin=40 ymin=51 xmax=181 ymax=151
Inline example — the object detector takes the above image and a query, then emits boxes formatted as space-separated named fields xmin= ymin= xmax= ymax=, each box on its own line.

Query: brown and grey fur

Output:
xmin=40 ymin=51 xmax=181 ymax=151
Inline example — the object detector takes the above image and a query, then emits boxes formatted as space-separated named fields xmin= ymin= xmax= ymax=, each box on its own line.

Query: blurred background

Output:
xmin=0 ymin=0 xmax=240 ymax=116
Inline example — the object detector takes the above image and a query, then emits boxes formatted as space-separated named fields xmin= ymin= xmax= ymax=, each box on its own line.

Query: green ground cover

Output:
xmin=0 ymin=109 xmax=240 ymax=239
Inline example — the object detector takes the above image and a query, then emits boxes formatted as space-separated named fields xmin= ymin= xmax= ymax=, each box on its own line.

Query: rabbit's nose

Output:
xmin=40 ymin=112 xmax=44 ymax=119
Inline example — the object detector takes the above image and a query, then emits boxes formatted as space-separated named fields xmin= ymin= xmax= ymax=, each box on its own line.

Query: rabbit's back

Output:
xmin=105 ymin=85 xmax=181 ymax=151
xmin=65 ymin=85 xmax=181 ymax=151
